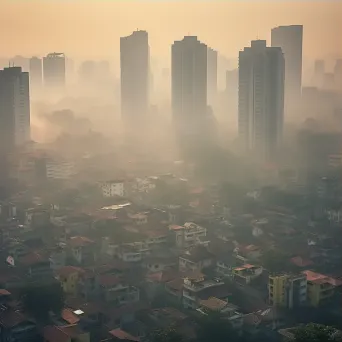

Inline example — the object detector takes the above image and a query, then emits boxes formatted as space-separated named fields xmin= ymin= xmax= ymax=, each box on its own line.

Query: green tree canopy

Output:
xmin=294 ymin=323 xmax=342 ymax=342
xmin=20 ymin=282 xmax=65 ymax=323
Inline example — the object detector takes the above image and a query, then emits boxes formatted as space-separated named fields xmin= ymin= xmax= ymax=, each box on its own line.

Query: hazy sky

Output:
xmin=1 ymin=1 xmax=341 ymax=64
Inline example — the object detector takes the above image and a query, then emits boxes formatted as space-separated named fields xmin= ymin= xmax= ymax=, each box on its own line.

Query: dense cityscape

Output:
xmin=0 ymin=3 xmax=342 ymax=342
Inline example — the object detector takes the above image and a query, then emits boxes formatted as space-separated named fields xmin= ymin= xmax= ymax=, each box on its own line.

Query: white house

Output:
xmin=100 ymin=180 xmax=125 ymax=197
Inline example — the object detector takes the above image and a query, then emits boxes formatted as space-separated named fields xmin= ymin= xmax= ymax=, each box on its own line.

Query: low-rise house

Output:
xmin=100 ymin=180 xmax=125 ymax=198
xmin=68 ymin=236 xmax=96 ymax=265
xmin=118 ymin=246 xmax=144 ymax=263
xmin=233 ymin=264 xmax=263 ymax=284
xmin=98 ymin=275 xmax=140 ymax=304
xmin=128 ymin=213 xmax=148 ymax=226
xmin=303 ymin=270 xmax=342 ymax=307
xmin=179 ymin=246 xmax=214 ymax=273
xmin=0 ymin=310 xmax=40 ymax=342
xmin=143 ymin=255 xmax=177 ymax=273
xmin=197 ymin=297 xmax=244 ymax=329
xmin=108 ymin=328 xmax=140 ymax=342
xmin=182 ymin=274 xmax=228 ymax=309
xmin=25 ymin=207 xmax=50 ymax=229
xmin=170 ymin=222 xmax=207 ymax=249
xmin=56 ymin=266 xmax=85 ymax=296
xmin=43 ymin=324 xmax=90 ymax=342
xmin=49 ymin=246 xmax=67 ymax=270
xmin=19 ymin=251 xmax=52 ymax=278
xmin=216 ymin=256 xmax=235 ymax=278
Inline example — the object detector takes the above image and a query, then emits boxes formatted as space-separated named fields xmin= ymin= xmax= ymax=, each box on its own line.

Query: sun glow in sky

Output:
xmin=0 ymin=1 xmax=341 ymax=62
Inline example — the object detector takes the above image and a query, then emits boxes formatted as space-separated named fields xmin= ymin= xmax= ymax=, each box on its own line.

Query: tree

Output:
xmin=196 ymin=312 xmax=238 ymax=342
xmin=260 ymin=249 xmax=292 ymax=274
xmin=148 ymin=328 xmax=185 ymax=342
xmin=20 ymin=282 xmax=65 ymax=323
xmin=293 ymin=323 xmax=342 ymax=342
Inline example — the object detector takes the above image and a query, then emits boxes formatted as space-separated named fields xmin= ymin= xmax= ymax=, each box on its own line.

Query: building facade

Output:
xmin=207 ymin=47 xmax=218 ymax=106
xmin=29 ymin=56 xmax=43 ymax=91
xmin=238 ymin=40 xmax=285 ymax=162
xmin=43 ymin=52 xmax=66 ymax=89
xmin=120 ymin=31 xmax=149 ymax=126
xmin=271 ymin=25 xmax=303 ymax=113
xmin=0 ymin=67 xmax=31 ymax=150
xmin=172 ymin=36 xmax=212 ymax=153
xmin=269 ymin=274 xmax=307 ymax=308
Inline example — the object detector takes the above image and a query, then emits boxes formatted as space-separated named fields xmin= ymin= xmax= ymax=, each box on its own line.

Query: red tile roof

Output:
xmin=61 ymin=308 xmax=80 ymax=325
xmin=99 ymin=274 xmax=121 ymax=288
xmin=0 ymin=310 xmax=30 ymax=328
xmin=19 ymin=252 xmax=46 ymax=266
xmin=68 ymin=236 xmax=94 ymax=247
xmin=109 ymin=328 xmax=140 ymax=341
xmin=0 ymin=289 xmax=11 ymax=296
xmin=43 ymin=325 xmax=70 ymax=342
xmin=56 ymin=266 xmax=84 ymax=278
xmin=291 ymin=256 xmax=314 ymax=268
xmin=303 ymin=270 xmax=342 ymax=286
xmin=43 ymin=325 xmax=83 ymax=342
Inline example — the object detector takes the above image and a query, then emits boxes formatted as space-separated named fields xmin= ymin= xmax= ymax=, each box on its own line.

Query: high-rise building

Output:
xmin=29 ymin=57 xmax=43 ymax=90
xmin=10 ymin=56 xmax=29 ymax=72
xmin=271 ymin=25 xmax=303 ymax=112
xmin=0 ymin=67 xmax=31 ymax=150
xmin=43 ymin=52 xmax=66 ymax=89
xmin=120 ymin=30 xmax=149 ymax=124
xmin=334 ymin=59 xmax=342 ymax=91
xmin=207 ymin=47 xmax=218 ymax=105
xmin=172 ymin=36 xmax=208 ymax=147
xmin=238 ymin=40 xmax=285 ymax=162
xmin=314 ymin=59 xmax=325 ymax=87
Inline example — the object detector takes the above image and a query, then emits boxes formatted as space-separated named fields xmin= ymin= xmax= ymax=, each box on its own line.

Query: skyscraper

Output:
xmin=334 ymin=59 xmax=342 ymax=91
xmin=172 ymin=36 xmax=208 ymax=148
xmin=29 ymin=56 xmax=43 ymax=90
xmin=43 ymin=52 xmax=66 ymax=89
xmin=271 ymin=25 xmax=303 ymax=112
xmin=238 ymin=40 xmax=285 ymax=162
xmin=314 ymin=59 xmax=325 ymax=87
xmin=120 ymin=30 xmax=149 ymax=124
xmin=207 ymin=47 xmax=218 ymax=105
xmin=0 ymin=67 xmax=31 ymax=150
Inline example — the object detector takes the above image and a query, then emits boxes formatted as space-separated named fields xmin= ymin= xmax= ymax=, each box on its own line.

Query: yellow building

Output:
xmin=56 ymin=266 xmax=84 ymax=296
xmin=269 ymin=273 xmax=307 ymax=308
xmin=303 ymin=270 xmax=341 ymax=307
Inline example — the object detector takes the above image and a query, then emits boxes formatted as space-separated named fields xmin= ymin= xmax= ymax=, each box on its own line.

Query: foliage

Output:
xmin=148 ymin=328 xmax=185 ymax=342
xmin=20 ymin=282 xmax=65 ymax=322
xmin=196 ymin=312 xmax=238 ymax=342
xmin=260 ymin=249 xmax=292 ymax=273
xmin=293 ymin=323 xmax=342 ymax=342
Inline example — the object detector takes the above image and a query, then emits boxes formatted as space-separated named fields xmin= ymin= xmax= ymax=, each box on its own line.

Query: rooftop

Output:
xmin=56 ymin=266 xmax=84 ymax=278
xmin=303 ymin=270 xmax=342 ymax=286
xmin=109 ymin=328 xmax=140 ymax=342
xmin=199 ymin=297 xmax=229 ymax=311
xmin=68 ymin=236 xmax=94 ymax=248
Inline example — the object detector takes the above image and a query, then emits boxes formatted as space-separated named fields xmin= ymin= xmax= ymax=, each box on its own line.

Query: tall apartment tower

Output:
xmin=238 ymin=40 xmax=285 ymax=162
xmin=43 ymin=53 xmax=66 ymax=89
xmin=207 ymin=47 xmax=218 ymax=105
xmin=0 ymin=67 xmax=31 ymax=150
xmin=334 ymin=59 xmax=342 ymax=91
xmin=314 ymin=59 xmax=325 ymax=87
xmin=29 ymin=57 xmax=43 ymax=90
xmin=120 ymin=30 xmax=149 ymax=124
xmin=271 ymin=25 xmax=303 ymax=113
xmin=172 ymin=36 xmax=208 ymax=146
